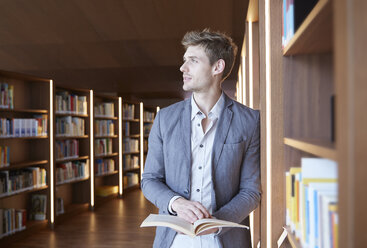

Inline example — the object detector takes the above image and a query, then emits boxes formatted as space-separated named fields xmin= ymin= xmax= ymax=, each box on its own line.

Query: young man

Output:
xmin=142 ymin=29 xmax=261 ymax=248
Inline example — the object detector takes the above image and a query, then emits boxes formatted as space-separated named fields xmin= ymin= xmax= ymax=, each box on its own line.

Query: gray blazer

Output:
xmin=141 ymin=93 xmax=261 ymax=248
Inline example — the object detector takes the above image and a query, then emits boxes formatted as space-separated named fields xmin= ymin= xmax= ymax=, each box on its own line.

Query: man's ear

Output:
xmin=212 ymin=59 xmax=225 ymax=76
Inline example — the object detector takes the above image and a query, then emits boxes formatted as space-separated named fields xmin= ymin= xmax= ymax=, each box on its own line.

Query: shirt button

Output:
xmin=198 ymin=166 xmax=202 ymax=170
xmin=196 ymin=189 xmax=200 ymax=192
xmin=197 ymin=123 xmax=200 ymax=127
xmin=200 ymin=144 xmax=203 ymax=148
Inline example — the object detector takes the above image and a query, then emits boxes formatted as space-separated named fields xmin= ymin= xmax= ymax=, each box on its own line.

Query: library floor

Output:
xmin=7 ymin=190 xmax=157 ymax=248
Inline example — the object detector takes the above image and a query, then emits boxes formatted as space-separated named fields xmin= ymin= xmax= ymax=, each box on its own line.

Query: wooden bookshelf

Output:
xmin=122 ymin=101 xmax=142 ymax=191
xmin=283 ymin=0 xmax=332 ymax=55
xmin=235 ymin=0 xmax=367 ymax=247
xmin=93 ymin=94 xmax=121 ymax=206
xmin=284 ymin=137 xmax=336 ymax=160
xmin=53 ymin=86 xmax=91 ymax=225
xmin=0 ymin=70 xmax=51 ymax=242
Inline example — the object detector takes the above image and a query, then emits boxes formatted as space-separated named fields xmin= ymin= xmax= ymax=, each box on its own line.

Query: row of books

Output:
xmin=55 ymin=116 xmax=85 ymax=137
xmin=286 ymin=158 xmax=338 ymax=248
xmin=144 ymin=139 xmax=148 ymax=153
xmin=0 ymin=116 xmax=48 ymax=137
xmin=0 ymin=146 xmax=9 ymax=167
xmin=143 ymin=123 xmax=153 ymax=136
xmin=123 ymin=154 xmax=139 ymax=171
xmin=95 ymin=102 xmax=114 ymax=117
xmin=95 ymin=120 xmax=115 ymax=136
xmin=0 ymin=167 xmax=47 ymax=196
xmin=123 ymin=103 xmax=135 ymax=120
xmin=123 ymin=138 xmax=139 ymax=153
xmin=124 ymin=173 xmax=139 ymax=188
xmin=0 ymin=208 xmax=26 ymax=239
xmin=124 ymin=122 xmax=130 ymax=136
xmin=56 ymin=160 xmax=89 ymax=184
xmin=282 ymin=0 xmax=318 ymax=48
xmin=0 ymin=83 xmax=14 ymax=109
xmin=95 ymin=158 xmax=115 ymax=175
xmin=144 ymin=111 xmax=155 ymax=122
xmin=95 ymin=138 xmax=113 ymax=156
xmin=55 ymin=139 xmax=79 ymax=160
xmin=55 ymin=91 xmax=87 ymax=115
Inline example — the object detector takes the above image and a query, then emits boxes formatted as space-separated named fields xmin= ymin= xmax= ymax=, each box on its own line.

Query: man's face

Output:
xmin=180 ymin=45 xmax=215 ymax=93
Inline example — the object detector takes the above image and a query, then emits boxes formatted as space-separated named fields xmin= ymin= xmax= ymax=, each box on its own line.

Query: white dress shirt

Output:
xmin=170 ymin=92 xmax=225 ymax=248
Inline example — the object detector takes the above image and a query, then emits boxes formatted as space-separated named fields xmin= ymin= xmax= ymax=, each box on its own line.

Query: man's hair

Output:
xmin=181 ymin=28 xmax=238 ymax=81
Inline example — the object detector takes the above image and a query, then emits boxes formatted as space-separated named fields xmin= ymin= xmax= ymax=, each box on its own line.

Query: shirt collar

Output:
xmin=191 ymin=92 xmax=225 ymax=120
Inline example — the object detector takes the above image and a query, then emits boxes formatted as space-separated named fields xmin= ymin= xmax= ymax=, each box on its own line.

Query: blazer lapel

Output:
xmin=212 ymin=94 xmax=233 ymax=171
xmin=180 ymin=98 xmax=192 ymax=173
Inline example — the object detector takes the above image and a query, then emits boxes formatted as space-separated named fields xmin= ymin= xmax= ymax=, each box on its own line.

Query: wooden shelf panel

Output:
xmin=284 ymin=137 xmax=336 ymax=160
xmin=95 ymin=116 xmax=117 ymax=120
xmin=56 ymin=177 xmax=89 ymax=186
xmin=285 ymin=226 xmax=302 ymax=248
xmin=0 ymin=220 xmax=48 ymax=243
xmin=95 ymin=135 xmax=118 ymax=139
xmin=55 ymin=203 xmax=89 ymax=223
xmin=0 ymin=135 xmax=48 ymax=140
xmin=123 ymin=118 xmax=139 ymax=122
xmin=125 ymin=134 xmax=140 ymax=138
xmin=95 ymin=171 xmax=118 ymax=177
xmin=123 ymin=184 xmax=140 ymax=192
xmin=95 ymin=153 xmax=118 ymax=159
xmin=144 ymin=120 xmax=154 ymax=123
xmin=55 ymin=135 xmax=88 ymax=140
xmin=0 ymin=108 xmax=48 ymax=114
xmin=0 ymin=185 xmax=48 ymax=199
xmin=0 ymin=160 xmax=48 ymax=171
xmin=283 ymin=0 xmax=332 ymax=55
xmin=55 ymin=155 xmax=89 ymax=163
xmin=124 ymin=168 xmax=140 ymax=173
xmin=123 ymin=151 xmax=139 ymax=155
xmin=55 ymin=112 xmax=88 ymax=118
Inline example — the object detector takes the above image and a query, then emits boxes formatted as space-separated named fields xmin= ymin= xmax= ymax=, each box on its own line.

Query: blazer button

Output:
xmin=184 ymin=189 xmax=189 ymax=194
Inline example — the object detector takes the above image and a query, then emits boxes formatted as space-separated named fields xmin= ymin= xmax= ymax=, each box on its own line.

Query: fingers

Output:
xmin=172 ymin=198 xmax=210 ymax=223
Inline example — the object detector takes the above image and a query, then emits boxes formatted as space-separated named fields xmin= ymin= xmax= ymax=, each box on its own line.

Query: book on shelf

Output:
xmin=95 ymin=120 xmax=115 ymax=136
xmin=0 ymin=145 xmax=10 ymax=167
xmin=95 ymin=102 xmax=114 ymax=117
xmin=95 ymin=159 xmax=115 ymax=175
xmin=56 ymin=116 xmax=85 ymax=136
xmin=55 ymin=91 xmax=87 ymax=115
xmin=56 ymin=160 xmax=89 ymax=184
xmin=123 ymin=103 xmax=135 ymax=120
xmin=285 ymin=158 xmax=338 ymax=248
xmin=30 ymin=194 xmax=47 ymax=221
xmin=141 ymin=214 xmax=249 ymax=238
xmin=0 ymin=83 xmax=14 ymax=109
xmin=56 ymin=197 xmax=64 ymax=216
xmin=0 ymin=208 xmax=26 ymax=238
xmin=282 ymin=0 xmax=318 ymax=48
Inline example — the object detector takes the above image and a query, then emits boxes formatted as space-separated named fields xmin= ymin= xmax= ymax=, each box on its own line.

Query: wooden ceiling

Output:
xmin=0 ymin=0 xmax=248 ymax=103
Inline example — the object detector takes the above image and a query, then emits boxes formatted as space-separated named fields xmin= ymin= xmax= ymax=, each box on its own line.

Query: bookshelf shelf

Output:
xmin=0 ymin=108 xmax=48 ymax=114
xmin=285 ymin=227 xmax=302 ymax=248
xmin=55 ymin=135 xmax=89 ymax=140
xmin=284 ymin=137 xmax=336 ymax=160
xmin=124 ymin=168 xmax=140 ymax=173
xmin=95 ymin=116 xmax=117 ymax=120
xmin=0 ymin=185 xmax=48 ymax=199
xmin=55 ymin=155 xmax=89 ymax=163
xmin=283 ymin=0 xmax=332 ymax=55
xmin=0 ymin=160 xmax=48 ymax=171
xmin=124 ymin=118 xmax=139 ymax=122
xmin=95 ymin=135 xmax=118 ymax=139
xmin=125 ymin=134 xmax=140 ymax=138
xmin=123 ymin=151 xmax=139 ymax=155
xmin=95 ymin=153 xmax=118 ymax=159
xmin=55 ymin=112 xmax=88 ymax=118
xmin=55 ymin=203 xmax=89 ymax=222
xmin=56 ymin=177 xmax=90 ymax=186
xmin=0 ymin=135 xmax=48 ymax=140
xmin=124 ymin=184 xmax=139 ymax=191
xmin=95 ymin=171 xmax=118 ymax=177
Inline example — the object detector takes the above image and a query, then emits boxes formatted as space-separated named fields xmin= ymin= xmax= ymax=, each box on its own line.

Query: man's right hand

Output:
xmin=171 ymin=198 xmax=211 ymax=224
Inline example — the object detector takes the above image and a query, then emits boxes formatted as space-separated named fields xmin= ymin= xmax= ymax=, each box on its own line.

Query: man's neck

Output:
xmin=193 ymin=89 xmax=222 ymax=116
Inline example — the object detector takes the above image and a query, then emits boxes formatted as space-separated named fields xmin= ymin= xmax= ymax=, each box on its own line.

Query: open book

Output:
xmin=140 ymin=214 xmax=249 ymax=237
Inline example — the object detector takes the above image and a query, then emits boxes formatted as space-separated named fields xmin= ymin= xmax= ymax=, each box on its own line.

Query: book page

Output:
xmin=194 ymin=218 xmax=249 ymax=235
xmin=140 ymin=214 xmax=195 ymax=237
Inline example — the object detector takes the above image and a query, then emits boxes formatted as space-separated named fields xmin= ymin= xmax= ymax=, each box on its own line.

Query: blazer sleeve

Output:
xmin=213 ymin=112 xmax=261 ymax=234
xmin=141 ymin=111 xmax=178 ymax=214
